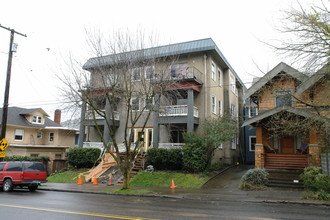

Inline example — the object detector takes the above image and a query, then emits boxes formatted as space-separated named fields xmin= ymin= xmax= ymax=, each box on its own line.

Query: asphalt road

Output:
xmin=0 ymin=190 xmax=329 ymax=220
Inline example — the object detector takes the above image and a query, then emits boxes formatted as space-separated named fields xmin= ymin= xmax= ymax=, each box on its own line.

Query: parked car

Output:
xmin=0 ymin=161 xmax=47 ymax=192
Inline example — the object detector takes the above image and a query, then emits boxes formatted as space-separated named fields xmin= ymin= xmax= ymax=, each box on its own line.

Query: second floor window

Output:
xmin=218 ymin=100 xmax=223 ymax=116
xmin=32 ymin=115 xmax=42 ymax=124
xmin=211 ymin=96 xmax=216 ymax=114
xmin=14 ymin=129 xmax=24 ymax=141
xmin=37 ymin=131 xmax=43 ymax=139
xmin=249 ymin=107 xmax=258 ymax=118
xmin=276 ymin=90 xmax=292 ymax=107
xmin=231 ymin=104 xmax=236 ymax=119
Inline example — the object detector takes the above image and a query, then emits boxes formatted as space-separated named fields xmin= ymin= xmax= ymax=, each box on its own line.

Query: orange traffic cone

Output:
xmin=93 ymin=176 xmax=98 ymax=185
xmin=77 ymin=175 xmax=83 ymax=185
xmin=170 ymin=179 xmax=176 ymax=189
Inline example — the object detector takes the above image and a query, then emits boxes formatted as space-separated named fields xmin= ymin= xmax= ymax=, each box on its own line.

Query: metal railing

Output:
xmin=171 ymin=66 xmax=203 ymax=83
xmin=158 ymin=143 xmax=184 ymax=149
xmin=159 ymin=105 xmax=198 ymax=117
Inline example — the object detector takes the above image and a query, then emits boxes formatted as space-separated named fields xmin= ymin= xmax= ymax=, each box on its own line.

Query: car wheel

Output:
xmin=3 ymin=179 xmax=13 ymax=192
xmin=28 ymin=185 xmax=38 ymax=192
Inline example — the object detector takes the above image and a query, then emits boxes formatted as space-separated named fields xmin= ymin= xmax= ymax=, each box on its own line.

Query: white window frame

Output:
xmin=144 ymin=66 xmax=154 ymax=80
xmin=14 ymin=129 xmax=24 ymax=141
xmin=32 ymin=115 xmax=42 ymax=124
xmin=36 ymin=130 xmax=43 ymax=139
xmin=131 ymin=97 xmax=140 ymax=111
xmin=131 ymin=68 xmax=141 ymax=81
xmin=230 ymin=74 xmax=236 ymax=94
xmin=218 ymin=100 xmax=223 ymax=116
xmin=231 ymin=135 xmax=237 ymax=149
xmin=249 ymin=136 xmax=256 ymax=151
xmin=218 ymin=143 xmax=223 ymax=149
xmin=218 ymin=68 xmax=222 ymax=87
xmin=248 ymin=107 xmax=258 ymax=118
xmin=211 ymin=62 xmax=216 ymax=81
xmin=230 ymin=104 xmax=236 ymax=119
xmin=144 ymin=97 xmax=155 ymax=111
xmin=49 ymin=132 xmax=54 ymax=143
xmin=211 ymin=95 xmax=216 ymax=114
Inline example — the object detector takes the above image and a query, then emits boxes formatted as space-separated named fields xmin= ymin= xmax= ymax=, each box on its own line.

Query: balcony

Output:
xmin=171 ymin=66 xmax=203 ymax=83
xmin=159 ymin=105 xmax=198 ymax=117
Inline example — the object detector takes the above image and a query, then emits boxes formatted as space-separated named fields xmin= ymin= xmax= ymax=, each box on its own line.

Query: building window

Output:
xmin=248 ymin=107 xmax=258 ymax=118
xmin=275 ymin=90 xmax=292 ymax=107
xmin=36 ymin=131 xmax=43 ymax=139
xmin=249 ymin=136 xmax=256 ymax=151
xmin=218 ymin=143 xmax=223 ymax=149
xmin=231 ymin=136 xmax=237 ymax=149
xmin=145 ymin=66 xmax=154 ymax=80
xmin=230 ymin=104 xmax=236 ymax=119
xmin=211 ymin=62 xmax=216 ymax=81
xmin=55 ymin=154 xmax=62 ymax=159
xmin=131 ymin=97 xmax=140 ymax=111
xmin=14 ymin=129 xmax=24 ymax=141
xmin=144 ymin=97 xmax=154 ymax=111
xmin=171 ymin=63 xmax=189 ymax=79
xmin=230 ymin=74 xmax=236 ymax=93
xmin=49 ymin=132 xmax=54 ymax=143
xmin=218 ymin=100 xmax=223 ymax=116
xmin=131 ymin=68 xmax=141 ymax=81
xmin=211 ymin=96 xmax=216 ymax=114
xmin=32 ymin=115 xmax=42 ymax=124
xmin=218 ymin=68 xmax=222 ymax=87
xmin=30 ymin=154 xmax=39 ymax=158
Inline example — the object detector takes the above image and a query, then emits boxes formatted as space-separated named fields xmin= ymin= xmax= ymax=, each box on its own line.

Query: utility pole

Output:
xmin=0 ymin=24 xmax=27 ymax=140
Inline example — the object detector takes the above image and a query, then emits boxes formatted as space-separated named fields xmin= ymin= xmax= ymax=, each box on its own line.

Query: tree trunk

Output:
xmin=121 ymin=158 xmax=132 ymax=189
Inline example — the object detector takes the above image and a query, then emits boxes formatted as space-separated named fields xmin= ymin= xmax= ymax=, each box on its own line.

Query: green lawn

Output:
xmin=130 ymin=171 xmax=209 ymax=188
xmin=47 ymin=169 xmax=88 ymax=183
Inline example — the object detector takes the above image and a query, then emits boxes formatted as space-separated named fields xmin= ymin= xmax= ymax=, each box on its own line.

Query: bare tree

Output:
xmin=273 ymin=1 xmax=330 ymax=73
xmin=60 ymin=30 xmax=178 ymax=189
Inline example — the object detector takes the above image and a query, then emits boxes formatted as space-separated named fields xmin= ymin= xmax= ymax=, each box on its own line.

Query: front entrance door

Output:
xmin=280 ymin=136 xmax=295 ymax=153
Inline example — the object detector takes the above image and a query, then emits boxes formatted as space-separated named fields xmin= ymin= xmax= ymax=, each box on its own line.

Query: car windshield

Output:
xmin=23 ymin=162 xmax=46 ymax=172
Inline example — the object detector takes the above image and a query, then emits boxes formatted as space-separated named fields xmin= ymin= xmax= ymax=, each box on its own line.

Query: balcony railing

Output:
xmin=158 ymin=143 xmax=184 ymax=149
xmin=85 ymin=110 xmax=120 ymax=120
xmin=159 ymin=105 xmax=198 ymax=117
xmin=171 ymin=66 xmax=203 ymax=83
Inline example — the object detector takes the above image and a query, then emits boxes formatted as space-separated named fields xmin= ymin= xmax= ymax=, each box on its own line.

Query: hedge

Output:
xmin=146 ymin=148 xmax=183 ymax=170
xmin=67 ymin=148 xmax=101 ymax=168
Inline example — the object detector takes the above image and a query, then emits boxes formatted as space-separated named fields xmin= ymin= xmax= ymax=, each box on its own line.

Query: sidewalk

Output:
xmin=39 ymin=166 xmax=330 ymax=206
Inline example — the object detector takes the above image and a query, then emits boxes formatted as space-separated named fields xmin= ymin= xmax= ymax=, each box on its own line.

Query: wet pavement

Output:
xmin=39 ymin=166 xmax=330 ymax=206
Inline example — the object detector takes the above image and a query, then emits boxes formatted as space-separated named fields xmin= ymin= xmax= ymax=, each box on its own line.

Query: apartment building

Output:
xmin=80 ymin=38 xmax=245 ymax=164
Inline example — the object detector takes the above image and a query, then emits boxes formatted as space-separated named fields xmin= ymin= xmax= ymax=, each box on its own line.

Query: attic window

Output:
xmin=32 ymin=115 xmax=43 ymax=124
xmin=275 ymin=90 xmax=292 ymax=107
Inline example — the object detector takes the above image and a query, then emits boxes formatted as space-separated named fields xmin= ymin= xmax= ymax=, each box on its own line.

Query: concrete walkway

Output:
xmin=39 ymin=166 xmax=329 ymax=206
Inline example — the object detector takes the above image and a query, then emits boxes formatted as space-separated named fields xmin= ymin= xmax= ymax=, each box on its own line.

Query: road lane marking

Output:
xmin=0 ymin=203 xmax=159 ymax=220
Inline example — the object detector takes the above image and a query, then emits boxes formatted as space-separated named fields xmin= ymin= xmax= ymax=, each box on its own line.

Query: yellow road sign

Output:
xmin=0 ymin=138 xmax=9 ymax=151
xmin=0 ymin=151 xmax=5 ymax=158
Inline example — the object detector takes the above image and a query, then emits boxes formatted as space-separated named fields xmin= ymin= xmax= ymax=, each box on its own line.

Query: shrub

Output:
xmin=300 ymin=166 xmax=330 ymax=192
xmin=67 ymin=148 xmax=101 ymax=168
xmin=146 ymin=148 xmax=183 ymax=170
xmin=241 ymin=168 xmax=269 ymax=186
xmin=4 ymin=155 xmax=49 ymax=161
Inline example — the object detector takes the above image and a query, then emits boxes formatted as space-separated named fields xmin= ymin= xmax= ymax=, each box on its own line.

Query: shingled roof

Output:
xmin=0 ymin=107 xmax=60 ymax=128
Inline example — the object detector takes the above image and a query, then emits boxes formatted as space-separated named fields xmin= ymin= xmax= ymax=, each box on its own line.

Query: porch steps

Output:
xmin=267 ymin=170 xmax=304 ymax=189
xmin=117 ymin=154 xmax=145 ymax=185
xmin=264 ymin=154 xmax=309 ymax=170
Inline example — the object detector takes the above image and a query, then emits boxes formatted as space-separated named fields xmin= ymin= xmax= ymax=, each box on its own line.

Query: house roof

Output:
xmin=296 ymin=63 xmax=330 ymax=95
xmin=244 ymin=62 xmax=307 ymax=99
xmin=83 ymin=38 xmax=245 ymax=88
xmin=0 ymin=107 xmax=60 ymax=129
xmin=242 ymin=105 xmax=330 ymax=127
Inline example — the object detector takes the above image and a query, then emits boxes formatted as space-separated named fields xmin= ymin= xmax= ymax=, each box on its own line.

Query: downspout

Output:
xmin=204 ymin=54 xmax=207 ymax=119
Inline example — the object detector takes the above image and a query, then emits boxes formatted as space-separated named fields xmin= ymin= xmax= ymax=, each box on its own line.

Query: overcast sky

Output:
xmin=0 ymin=0 xmax=325 ymax=120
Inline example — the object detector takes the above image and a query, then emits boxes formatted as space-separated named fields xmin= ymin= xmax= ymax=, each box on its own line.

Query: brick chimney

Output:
xmin=54 ymin=109 xmax=61 ymax=124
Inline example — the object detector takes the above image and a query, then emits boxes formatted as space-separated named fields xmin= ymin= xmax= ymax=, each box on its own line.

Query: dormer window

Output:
xmin=32 ymin=115 xmax=43 ymax=124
